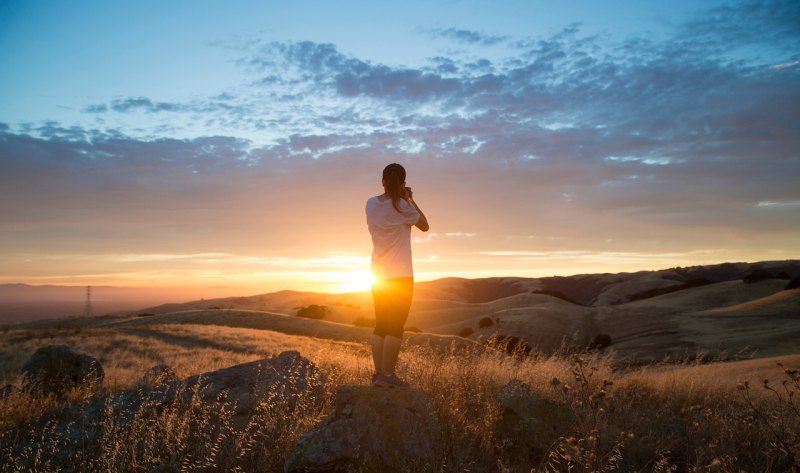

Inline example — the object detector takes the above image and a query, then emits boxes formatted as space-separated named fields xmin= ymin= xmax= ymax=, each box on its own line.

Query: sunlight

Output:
xmin=330 ymin=269 xmax=376 ymax=293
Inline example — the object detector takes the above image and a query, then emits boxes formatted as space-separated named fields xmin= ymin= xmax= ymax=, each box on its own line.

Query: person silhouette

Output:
xmin=365 ymin=163 xmax=429 ymax=388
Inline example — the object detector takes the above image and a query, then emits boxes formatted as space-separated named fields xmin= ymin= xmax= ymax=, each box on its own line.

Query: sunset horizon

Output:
xmin=3 ymin=256 xmax=798 ymax=299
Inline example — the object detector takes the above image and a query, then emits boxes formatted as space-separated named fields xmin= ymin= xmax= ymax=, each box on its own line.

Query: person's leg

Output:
xmin=371 ymin=280 xmax=390 ymax=385
xmin=377 ymin=278 xmax=413 ymax=388
xmin=370 ymin=333 xmax=385 ymax=374
xmin=381 ymin=335 xmax=402 ymax=374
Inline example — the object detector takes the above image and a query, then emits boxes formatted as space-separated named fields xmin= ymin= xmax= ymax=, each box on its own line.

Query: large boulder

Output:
xmin=496 ymin=379 xmax=572 ymax=464
xmin=284 ymin=385 xmax=442 ymax=472
xmin=181 ymin=350 xmax=323 ymax=421
xmin=21 ymin=345 xmax=104 ymax=397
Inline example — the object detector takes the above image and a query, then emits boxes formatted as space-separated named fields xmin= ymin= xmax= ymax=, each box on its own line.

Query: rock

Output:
xmin=21 ymin=345 xmax=104 ymax=396
xmin=496 ymin=379 xmax=572 ymax=464
xmin=284 ymin=385 xmax=442 ymax=473
xmin=141 ymin=364 xmax=177 ymax=386
xmin=182 ymin=350 xmax=324 ymax=421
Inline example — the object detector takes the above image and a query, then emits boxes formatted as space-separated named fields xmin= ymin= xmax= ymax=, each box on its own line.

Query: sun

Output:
xmin=331 ymin=270 xmax=376 ymax=293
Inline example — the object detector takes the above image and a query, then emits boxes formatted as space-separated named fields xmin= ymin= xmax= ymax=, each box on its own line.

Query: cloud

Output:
xmin=3 ymin=0 xmax=799 ymax=285
xmin=427 ymin=27 xmax=509 ymax=46
xmin=680 ymin=0 xmax=800 ymax=58
xmin=83 ymin=97 xmax=186 ymax=114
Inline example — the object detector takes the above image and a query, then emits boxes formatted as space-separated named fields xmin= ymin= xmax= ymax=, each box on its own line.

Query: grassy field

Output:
xmin=1 ymin=312 xmax=799 ymax=472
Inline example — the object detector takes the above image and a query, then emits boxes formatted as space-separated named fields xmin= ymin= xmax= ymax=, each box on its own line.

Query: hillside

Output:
xmin=6 ymin=260 xmax=799 ymax=362
xmin=3 ymin=315 xmax=799 ymax=472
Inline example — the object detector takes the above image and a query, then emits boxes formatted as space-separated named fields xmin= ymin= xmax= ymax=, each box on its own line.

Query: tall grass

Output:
xmin=1 ymin=324 xmax=798 ymax=472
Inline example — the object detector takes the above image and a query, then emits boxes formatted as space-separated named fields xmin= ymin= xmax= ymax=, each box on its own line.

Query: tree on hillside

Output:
xmin=786 ymin=276 xmax=800 ymax=290
xmin=296 ymin=304 xmax=330 ymax=320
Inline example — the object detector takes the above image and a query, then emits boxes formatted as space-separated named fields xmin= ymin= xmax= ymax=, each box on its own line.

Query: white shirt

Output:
xmin=366 ymin=196 xmax=420 ymax=280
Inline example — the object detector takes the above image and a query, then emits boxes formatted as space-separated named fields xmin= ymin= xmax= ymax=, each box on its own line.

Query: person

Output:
xmin=365 ymin=163 xmax=429 ymax=388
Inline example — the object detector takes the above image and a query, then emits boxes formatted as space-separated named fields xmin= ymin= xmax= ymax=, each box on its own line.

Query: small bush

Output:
xmin=352 ymin=317 xmax=376 ymax=327
xmin=404 ymin=326 xmax=422 ymax=333
xmin=458 ymin=327 xmax=473 ymax=338
xmin=744 ymin=269 xmax=773 ymax=284
xmin=478 ymin=317 xmax=493 ymax=329
xmin=532 ymin=288 xmax=579 ymax=304
xmin=136 ymin=313 xmax=155 ymax=317
xmin=786 ymin=276 xmax=800 ymax=290
xmin=590 ymin=334 xmax=612 ymax=350
xmin=629 ymin=278 xmax=712 ymax=301
xmin=296 ymin=304 xmax=330 ymax=320
xmin=484 ymin=334 xmax=531 ymax=357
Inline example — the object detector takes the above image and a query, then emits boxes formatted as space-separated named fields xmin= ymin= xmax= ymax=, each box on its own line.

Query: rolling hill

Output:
xmin=7 ymin=260 xmax=800 ymax=362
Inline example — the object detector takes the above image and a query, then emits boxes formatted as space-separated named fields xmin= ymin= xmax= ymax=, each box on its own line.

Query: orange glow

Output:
xmin=329 ymin=269 xmax=376 ymax=293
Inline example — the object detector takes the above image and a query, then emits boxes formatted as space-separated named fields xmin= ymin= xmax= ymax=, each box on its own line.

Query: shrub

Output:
xmin=296 ymin=304 xmax=330 ymax=320
xmin=531 ymin=289 xmax=579 ymax=304
xmin=484 ymin=334 xmax=531 ymax=357
xmin=590 ymin=334 xmax=612 ymax=350
xmin=786 ymin=276 xmax=800 ymax=290
xmin=744 ymin=269 xmax=773 ymax=284
xmin=404 ymin=326 xmax=421 ymax=333
xmin=352 ymin=317 xmax=375 ymax=327
xmin=629 ymin=278 xmax=712 ymax=301
xmin=458 ymin=327 xmax=473 ymax=338
xmin=136 ymin=313 xmax=155 ymax=317
xmin=478 ymin=317 xmax=493 ymax=329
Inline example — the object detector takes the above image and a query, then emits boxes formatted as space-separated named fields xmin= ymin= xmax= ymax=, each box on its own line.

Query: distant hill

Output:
xmin=86 ymin=260 xmax=796 ymax=362
xmin=5 ymin=261 xmax=799 ymax=354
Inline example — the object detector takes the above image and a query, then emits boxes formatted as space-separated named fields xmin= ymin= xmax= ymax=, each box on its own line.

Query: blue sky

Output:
xmin=1 ymin=0 xmax=799 ymax=294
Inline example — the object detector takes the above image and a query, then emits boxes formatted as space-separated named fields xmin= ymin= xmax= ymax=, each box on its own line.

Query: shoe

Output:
xmin=371 ymin=372 xmax=389 ymax=387
xmin=382 ymin=373 xmax=410 ymax=389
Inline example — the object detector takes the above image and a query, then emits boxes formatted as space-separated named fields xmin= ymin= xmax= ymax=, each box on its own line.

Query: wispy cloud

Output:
xmin=426 ymin=27 xmax=509 ymax=46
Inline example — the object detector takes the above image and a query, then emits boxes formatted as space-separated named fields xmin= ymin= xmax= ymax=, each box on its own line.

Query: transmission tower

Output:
xmin=83 ymin=285 xmax=93 ymax=317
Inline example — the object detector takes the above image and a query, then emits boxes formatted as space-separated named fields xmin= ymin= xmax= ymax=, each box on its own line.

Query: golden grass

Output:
xmin=1 ymin=322 xmax=798 ymax=472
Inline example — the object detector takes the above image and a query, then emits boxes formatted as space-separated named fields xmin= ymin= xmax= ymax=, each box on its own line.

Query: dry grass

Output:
xmin=1 ymin=323 xmax=799 ymax=472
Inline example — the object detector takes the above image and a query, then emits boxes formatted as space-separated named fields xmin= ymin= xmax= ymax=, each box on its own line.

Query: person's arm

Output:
xmin=407 ymin=196 xmax=429 ymax=232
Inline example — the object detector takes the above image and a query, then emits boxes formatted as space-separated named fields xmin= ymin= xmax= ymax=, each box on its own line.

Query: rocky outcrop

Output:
xmin=284 ymin=385 xmax=442 ymax=473
xmin=180 ymin=350 xmax=324 ymax=425
xmin=496 ymin=379 xmax=572 ymax=463
xmin=21 ymin=345 xmax=104 ymax=397
xmin=6 ymin=349 xmax=327 ymax=472
xmin=83 ymin=350 xmax=324 ymax=431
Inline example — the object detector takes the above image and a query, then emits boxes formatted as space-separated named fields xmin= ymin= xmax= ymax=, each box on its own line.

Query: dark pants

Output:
xmin=371 ymin=277 xmax=413 ymax=338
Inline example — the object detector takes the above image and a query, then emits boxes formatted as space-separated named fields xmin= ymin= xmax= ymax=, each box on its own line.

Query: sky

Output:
xmin=1 ymin=0 xmax=799 ymax=296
